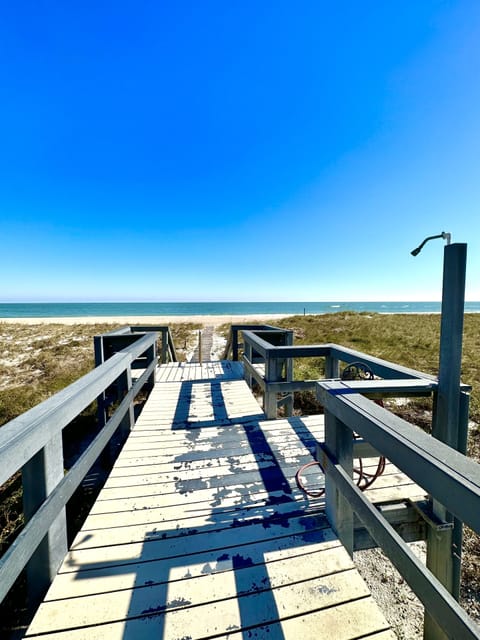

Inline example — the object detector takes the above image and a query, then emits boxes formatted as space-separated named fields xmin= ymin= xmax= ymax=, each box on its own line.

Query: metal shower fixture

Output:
xmin=411 ymin=231 xmax=451 ymax=256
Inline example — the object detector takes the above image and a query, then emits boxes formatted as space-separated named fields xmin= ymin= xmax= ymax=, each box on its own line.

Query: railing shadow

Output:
xmin=48 ymin=379 xmax=329 ymax=638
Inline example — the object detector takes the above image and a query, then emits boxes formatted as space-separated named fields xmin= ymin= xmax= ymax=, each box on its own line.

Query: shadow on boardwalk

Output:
xmin=25 ymin=369 xmax=392 ymax=639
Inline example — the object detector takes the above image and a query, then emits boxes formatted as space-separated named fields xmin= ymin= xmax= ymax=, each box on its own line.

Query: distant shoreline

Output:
xmin=3 ymin=310 xmax=480 ymax=327
xmin=0 ymin=314 xmax=293 ymax=327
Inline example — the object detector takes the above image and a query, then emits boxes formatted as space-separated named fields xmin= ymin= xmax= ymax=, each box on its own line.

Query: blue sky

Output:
xmin=1 ymin=1 xmax=479 ymax=302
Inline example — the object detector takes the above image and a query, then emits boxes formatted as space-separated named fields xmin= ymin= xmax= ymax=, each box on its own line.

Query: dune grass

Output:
xmin=0 ymin=314 xmax=479 ymax=628
xmin=0 ymin=322 xmax=200 ymax=425
xmin=0 ymin=322 xmax=200 ymax=547
xmin=273 ymin=312 xmax=480 ymax=614
xmin=275 ymin=312 xmax=480 ymax=430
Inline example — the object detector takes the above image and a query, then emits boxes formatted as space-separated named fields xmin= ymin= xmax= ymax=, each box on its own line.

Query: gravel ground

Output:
xmin=355 ymin=544 xmax=425 ymax=639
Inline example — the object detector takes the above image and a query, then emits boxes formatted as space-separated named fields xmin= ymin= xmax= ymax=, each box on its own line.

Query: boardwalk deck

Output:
xmin=24 ymin=362 xmax=423 ymax=639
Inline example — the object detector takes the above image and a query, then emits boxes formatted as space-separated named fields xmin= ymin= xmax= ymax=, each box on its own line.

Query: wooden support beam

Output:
xmin=319 ymin=443 xmax=480 ymax=639
xmin=264 ymin=352 xmax=282 ymax=418
xmin=325 ymin=354 xmax=340 ymax=379
xmin=22 ymin=433 xmax=68 ymax=609
xmin=322 ymin=413 xmax=354 ymax=556
xmin=426 ymin=243 xmax=468 ymax=640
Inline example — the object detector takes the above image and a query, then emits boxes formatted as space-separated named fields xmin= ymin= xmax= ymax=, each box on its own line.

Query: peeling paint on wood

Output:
xmin=25 ymin=362 xmax=408 ymax=639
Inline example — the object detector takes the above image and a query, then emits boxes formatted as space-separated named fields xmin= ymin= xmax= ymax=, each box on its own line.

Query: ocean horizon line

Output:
xmin=1 ymin=300 xmax=480 ymax=318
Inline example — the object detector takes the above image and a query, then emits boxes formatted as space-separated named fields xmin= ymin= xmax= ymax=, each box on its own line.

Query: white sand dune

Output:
xmin=0 ymin=314 xmax=292 ymax=327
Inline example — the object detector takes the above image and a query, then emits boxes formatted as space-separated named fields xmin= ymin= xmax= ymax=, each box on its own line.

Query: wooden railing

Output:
xmin=317 ymin=380 xmax=478 ymax=639
xmin=94 ymin=324 xmax=177 ymax=367
xmin=237 ymin=324 xmax=477 ymax=639
xmin=0 ymin=328 xmax=161 ymax=610
xmin=2 ymin=322 xmax=478 ymax=638
xmin=222 ymin=323 xmax=287 ymax=361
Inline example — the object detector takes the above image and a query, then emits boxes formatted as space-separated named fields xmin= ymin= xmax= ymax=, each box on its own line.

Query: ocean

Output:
xmin=1 ymin=301 xmax=480 ymax=318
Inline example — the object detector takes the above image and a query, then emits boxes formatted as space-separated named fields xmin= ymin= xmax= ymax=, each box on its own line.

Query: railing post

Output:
xmin=432 ymin=243 xmax=467 ymax=449
xmin=232 ymin=328 xmax=239 ymax=361
xmin=167 ymin=327 xmax=177 ymax=362
xmin=451 ymin=390 xmax=471 ymax=599
xmin=325 ymin=353 xmax=340 ymax=379
xmin=425 ymin=242 xmax=467 ymax=640
xmin=161 ymin=328 xmax=168 ymax=364
xmin=22 ymin=434 xmax=68 ymax=609
xmin=94 ymin=335 xmax=108 ymax=429
xmin=118 ymin=368 xmax=134 ymax=438
xmin=284 ymin=330 xmax=294 ymax=417
xmin=104 ymin=366 xmax=135 ymax=464
xmin=146 ymin=342 xmax=156 ymax=390
xmin=243 ymin=339 xmax=253 ymax=389
xmin=321 ymin=410 xmax=354 ymax=555
xmin=264 ymin=351 xmax=281 ymax=419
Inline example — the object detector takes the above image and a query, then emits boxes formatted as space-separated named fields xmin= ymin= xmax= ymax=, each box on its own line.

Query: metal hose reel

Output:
xmin=296 ymin=361 xmax=387 ymax=497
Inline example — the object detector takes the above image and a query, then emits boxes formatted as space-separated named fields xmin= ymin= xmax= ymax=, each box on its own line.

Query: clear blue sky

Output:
xmin=1 ymin=1 xmax=479 ymax=302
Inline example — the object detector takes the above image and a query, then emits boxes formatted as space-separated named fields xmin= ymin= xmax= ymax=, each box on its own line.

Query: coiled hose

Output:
xmin=295 ymin=361 xmax=387 ymax=498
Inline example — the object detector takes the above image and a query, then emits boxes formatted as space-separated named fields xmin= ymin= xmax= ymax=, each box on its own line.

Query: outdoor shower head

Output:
xmin=411 ymin=232 xmax=451 ymax=257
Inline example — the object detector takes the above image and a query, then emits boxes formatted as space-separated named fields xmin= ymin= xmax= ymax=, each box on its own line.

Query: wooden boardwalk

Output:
xmin=24 ymin=361 xmax=425 ymax=639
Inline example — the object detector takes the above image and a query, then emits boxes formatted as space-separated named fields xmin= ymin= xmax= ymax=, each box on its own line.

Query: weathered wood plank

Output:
xmin=67 ymin=510 xmax=329 ymax=553
xmin=90 ymin=460 xmax=418 ymax=513
xmin=26 ymin=597 xmax=394 ymax=640
xmin=81 ymin=491 xmax=321 ymax=532
xmin=25 ymin=360 xmax=398 ymax=639
xmin=0 ymin=352 xmax=130 ymax=485
xmin=133 ymin=379 xmax=265 ymax=429
xmin=88 ymin=488 xmax=315 ymax=521
xmin=43 ymin=532 xmax=343 ymax=600
xmin=28 ymin=546 xmax=361 ymax=634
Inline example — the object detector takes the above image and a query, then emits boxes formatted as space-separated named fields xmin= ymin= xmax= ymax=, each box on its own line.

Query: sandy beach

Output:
xmin=0 ymin=314 xmax=292 ymax=327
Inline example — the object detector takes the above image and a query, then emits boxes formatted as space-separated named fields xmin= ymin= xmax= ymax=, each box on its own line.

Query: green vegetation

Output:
xmin=0 ymin=322 xmax=200 ymax=426
xmin=275 ymin=312 xmax=480 ymax=608
xmin=0 ymin=321 xmax=203 ymax=636
xmin=0 ymin=321 xmax=201 ymax=548
xmin=1 ymin=314 xmax=479 ymax=627
xmin=275 ymin=312 xmax=480 ymax=432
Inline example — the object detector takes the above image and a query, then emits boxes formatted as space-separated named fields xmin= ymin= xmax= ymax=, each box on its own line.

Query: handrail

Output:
xmin=240 ymin=323 xmax=476 ymax=636
xmin=0 ymin=380 xmax=138 ymax=603
xmin=97 ymin=325 xmax=178 ymax=364
xmin=241 ymin=329 xmax=285 ymax=359
xmin=242 ymin=331 xmax=452 ymax=383
xmin=316 ymin=382 xmax=480 ymax=639
xmin=318 ymin=383 xmax=480 ymax=532
xmin=240 ymin=329 xmax=470 ymax=420
xmin=0 ymin=352 xmax=129 ymax=486
xmin=131 ymin=325 xmax=178 ymax=363
xmin=222 ymin=324 xmax=286 ymax=360
xmin=0 ymin=329 xmax=159 ymax=608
